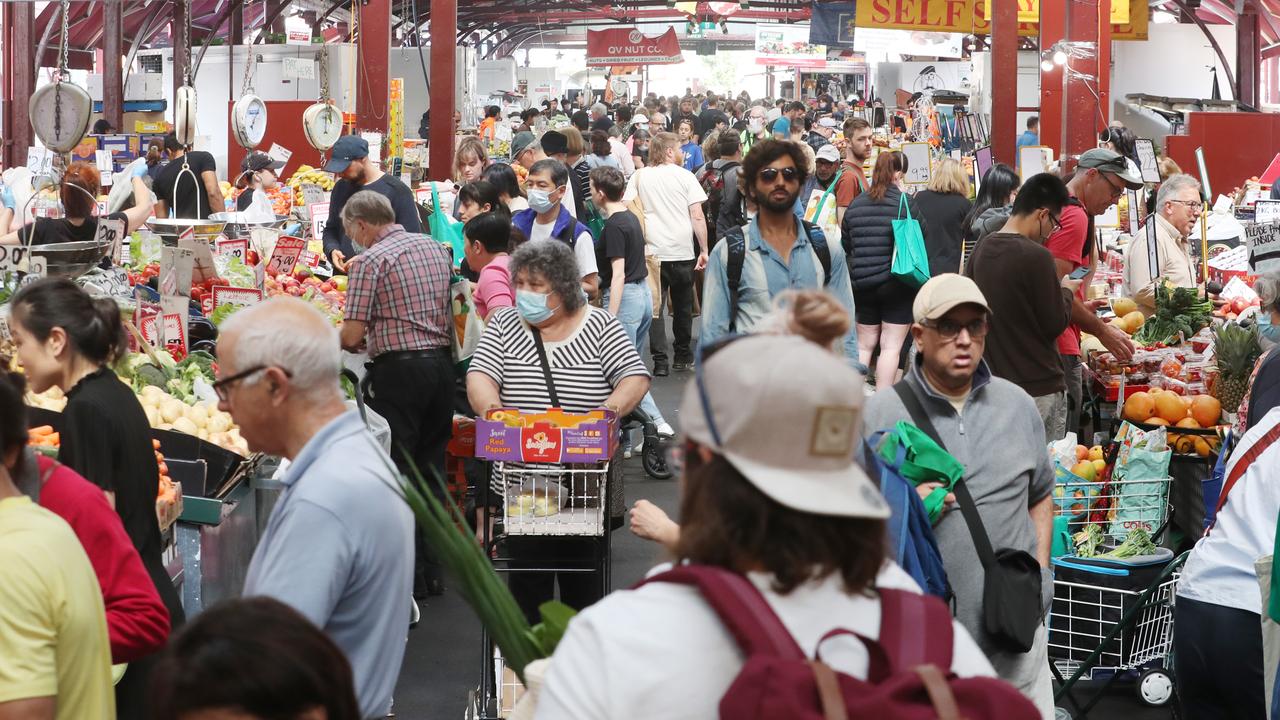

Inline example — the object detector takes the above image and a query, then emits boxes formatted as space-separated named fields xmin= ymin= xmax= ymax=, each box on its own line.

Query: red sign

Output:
xmin=586 ymin=27 xmax=683 ymax=67
xmin=520 ymin=426 xmax=564 ymax=464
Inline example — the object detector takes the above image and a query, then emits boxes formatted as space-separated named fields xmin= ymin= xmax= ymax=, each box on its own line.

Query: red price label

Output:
xmin=301 ymin=249 xmax=321 ymax=267
xmin=162 ymin=313 xmax=187 ymax=354
xmin=215 ymin=238 xmax=249 ymax=262
xmin=212 ymin=285 xmax=263 ymax=308
xmin=266 ymin=236 xmax=307 ymax=276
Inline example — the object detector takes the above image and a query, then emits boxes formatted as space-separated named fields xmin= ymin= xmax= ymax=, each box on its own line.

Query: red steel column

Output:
xmin=1063 ymin=0 xmax=1109 ymax=162
xmin=1039 ymin=0 xmax=1066 ymax=161
xmin=3 ymin=1 xmax=35 ymax=169
xmin=989 ymin=0 xmax=1018 ymax=166
xmin=427 ymin=0 xmax=456 ymax=180
xmin=356 ymin=0 xmax=391 ymax=139
xmin=1237 ymin=9 xmax=1260 ymax=107
xmin=103 ymin=0 xmax=124 ymax=132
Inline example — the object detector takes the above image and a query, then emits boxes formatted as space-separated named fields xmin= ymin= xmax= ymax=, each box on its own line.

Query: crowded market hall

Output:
xmin=9 ymin=0 xmax=1280 ymax=717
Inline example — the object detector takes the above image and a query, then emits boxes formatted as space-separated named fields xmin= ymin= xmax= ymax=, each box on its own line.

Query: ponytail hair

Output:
xmin=868 ymin=150 xmax=906 ymax=202
xmin=10 ymin=278 xmax=128 ymax=365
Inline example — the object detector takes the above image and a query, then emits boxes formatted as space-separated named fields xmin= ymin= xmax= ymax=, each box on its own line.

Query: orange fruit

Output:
xmin=1191 ymin=395 xmax=1222 ymax=427
xmin=1147 ymin=417 xmax=1170 ymax=426
xmin=1176 ymin=417 xmax=1201 ymax=429
xmin=1155 ymin=392 xmax=1190 ymax=424
xmin=1123 ymin=392 xmax=1156 ymax=422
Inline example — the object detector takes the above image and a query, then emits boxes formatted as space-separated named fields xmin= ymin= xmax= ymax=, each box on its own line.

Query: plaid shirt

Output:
xmin=344 ymin=225 xmax=453 ymax=357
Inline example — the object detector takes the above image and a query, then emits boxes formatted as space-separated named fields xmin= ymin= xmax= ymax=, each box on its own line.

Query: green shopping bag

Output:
xmin=428 ymin=182 xmax=466 ymax=265
xmin=583 ymin=198 xmax=607 ymax=240
xmin=877 ymin=420 xmax=965 ymax=523
xmin=890 ymin=191 xmax=930 ymax=288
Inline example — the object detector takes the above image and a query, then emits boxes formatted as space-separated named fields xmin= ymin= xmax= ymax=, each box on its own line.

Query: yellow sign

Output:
xmin=979 ymin=0 xmax=1129 ymax=25
xmin=388 ymin=78 xmax=404 ymax=163
xmin=854 ymin=0 xmax=1147 ymax=41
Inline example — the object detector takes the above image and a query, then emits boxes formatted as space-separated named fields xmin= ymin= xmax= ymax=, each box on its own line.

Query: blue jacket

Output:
xmin=512 ymin=207 xmax=592 ymax=248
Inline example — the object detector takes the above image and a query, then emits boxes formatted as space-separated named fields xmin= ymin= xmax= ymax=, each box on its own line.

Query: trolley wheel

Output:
xmin=1053 ymin=708 xmax=1073 ymax=720
xmin=1136 ymin=668 xmax=1174 ymax=707
xmin=642 ymin=443 xmax=673 ymax=479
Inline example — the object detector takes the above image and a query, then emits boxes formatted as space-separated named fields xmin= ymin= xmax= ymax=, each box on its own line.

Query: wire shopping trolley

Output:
xmin=465 ymin=452 xmax=621 ymax=719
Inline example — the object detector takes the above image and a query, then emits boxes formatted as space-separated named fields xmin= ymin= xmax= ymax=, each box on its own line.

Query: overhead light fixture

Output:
xmin=1041 ymin=58 xmax=1055 ymax=72
xmin=1053 ymin=48 xmax=1068 ymax=65
xmin=560 ymin=40 xmax=587 ymax=46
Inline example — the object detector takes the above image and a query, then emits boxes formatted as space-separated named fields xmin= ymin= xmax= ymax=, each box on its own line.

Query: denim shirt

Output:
xmin=701 ymin=215 xmax=860 ymax=367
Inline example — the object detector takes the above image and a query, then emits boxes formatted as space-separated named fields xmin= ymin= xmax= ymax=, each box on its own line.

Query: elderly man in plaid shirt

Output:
xmin=339 ymin=189 xmax=455 ymax=598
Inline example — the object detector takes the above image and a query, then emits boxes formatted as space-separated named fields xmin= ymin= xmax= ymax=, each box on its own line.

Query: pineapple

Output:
xmin=1212 ymin=322 xmax=1262 ymax=414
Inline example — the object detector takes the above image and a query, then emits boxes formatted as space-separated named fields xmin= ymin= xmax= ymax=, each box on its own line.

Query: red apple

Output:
xmin=286 ymin=286 xmax=303 ymax=297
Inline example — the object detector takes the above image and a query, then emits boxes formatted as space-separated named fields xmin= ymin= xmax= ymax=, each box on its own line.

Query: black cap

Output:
xmin=242 ymin=151 xmax=285 ymax=173
xmin=541 ymin=130 xmax=568 ymax=157
xmin=323 ymin=135 xmax=370 ymax=173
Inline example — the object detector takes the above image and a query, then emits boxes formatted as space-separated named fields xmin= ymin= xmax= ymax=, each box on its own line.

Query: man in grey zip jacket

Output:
xmin=863 ymin=274 xmax=1056 ymax=718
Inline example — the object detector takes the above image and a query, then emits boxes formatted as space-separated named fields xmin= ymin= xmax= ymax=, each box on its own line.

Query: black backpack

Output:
xmin=724 ymin=219 xmax=834 ymax=332
xmin=698 ymin=161 xmax=740 ymax=250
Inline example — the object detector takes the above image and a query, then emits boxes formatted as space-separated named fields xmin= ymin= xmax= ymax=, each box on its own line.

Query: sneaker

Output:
xmin=623 ymin=440 xmax=634 ymax=459
xmin=656 ymin=421 xmax=676 ymax=438
xmin=653 ymin=360 xmax=670 ymax=377
xmin=672 ymin=361 xmax=694 ymax=372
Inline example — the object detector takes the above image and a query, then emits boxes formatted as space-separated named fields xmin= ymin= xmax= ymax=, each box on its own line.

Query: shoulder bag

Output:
xmin=893 ymin=382 xmax=1043 ymax=654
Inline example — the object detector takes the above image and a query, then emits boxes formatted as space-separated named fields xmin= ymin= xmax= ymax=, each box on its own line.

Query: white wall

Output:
xmin=1110 ymin=22 xmax=1237 ymax=106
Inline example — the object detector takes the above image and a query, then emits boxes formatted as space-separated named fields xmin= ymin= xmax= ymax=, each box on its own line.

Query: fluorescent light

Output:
xmin=560 ymin=40 xmax=587 ymax=46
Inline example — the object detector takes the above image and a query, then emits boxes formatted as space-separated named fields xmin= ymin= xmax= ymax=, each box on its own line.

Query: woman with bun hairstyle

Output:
xmin=0 ymin=160 xmax=154 ymax=246
xmin=8 ymin=277 xmax=184 ymax=716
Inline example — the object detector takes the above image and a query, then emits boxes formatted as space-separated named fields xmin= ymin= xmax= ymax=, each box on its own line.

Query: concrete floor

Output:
xmin=391 ymin=334 xmax=1174 ymax=720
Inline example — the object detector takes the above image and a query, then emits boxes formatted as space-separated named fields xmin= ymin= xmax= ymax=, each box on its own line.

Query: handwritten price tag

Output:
xmin=212 ymin=285 xmax=263 ymax=308
xmin=215 ymin=238 xmax=249 ymax=262
xmin=266 ymin=236 xmax=306 ymax=276
xmin=300 ymin=183 xmax=328 ymax=206
xmin=0 ymin=246 xmax=47 ymax=277
xmin=301 ymin=249 xmax=321 ymax=267
xmin=162 ymin=313 xmax=187 ymax=354
xmin=26 ymin=147 xmax=53 ymax=176
xmin=95 ymin=217 xmax=126 ymax=265
xmin=310 ymin=201 xmax=330 ymax=241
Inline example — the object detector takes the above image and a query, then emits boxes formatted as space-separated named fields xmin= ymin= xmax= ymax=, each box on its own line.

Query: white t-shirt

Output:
xmin=623 ymin=164 xmax=708 ymax=262
xmin=534 ymin=563 xmax=995 ymax=720
xmin=529 ymin=218 xmax=599 ymax=279
xmin=609 ymin=138 xmax=636 ymax=177
xmin=1179 ymin=406 xmax=1280 ymax=614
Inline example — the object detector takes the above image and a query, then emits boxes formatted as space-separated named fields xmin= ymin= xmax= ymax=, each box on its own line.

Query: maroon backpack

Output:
xmin=640 ymin=565 xmax=1040 ymax=720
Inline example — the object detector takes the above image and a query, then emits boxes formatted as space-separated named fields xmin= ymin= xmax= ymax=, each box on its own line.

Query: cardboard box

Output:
xmin=134 ymin=121 xmax=170 ymax=134
xmin=475 ymin=408 xmax=617 ymax=464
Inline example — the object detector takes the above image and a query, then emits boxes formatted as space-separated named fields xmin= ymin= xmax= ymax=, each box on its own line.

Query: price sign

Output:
xmin=310 ymin=201 xmax=331 ymax=240
xmin=1246 ymin=221 xmax=1280 ymax=274
xmin=95 ymin=150 xmax=114 ymax=186
xmin=266 ymin=236 xmax=306 ymax=276
xmin=300 ymin=183 xmax=327 ymax=206
xmin=268 ymin=143 xmax=293 ymax=173
xmin=95 ymin=217 xmax=126 ymax=265
xmin=138 ymin=315 xmax=160 ymax=345
xmin=212 ymin=285 xmax=263 ymax=308
xmin=282 ymin=57 xmax=316 ymax=80
xmin=26 ymin=147 xmax=53 ymax=176
xmin=162 ymin=313 xmax=187 ymax=355
xmin=215 ymin=238 xmax=250 ymax=262
xmin=201 ymin=296 xmax=215 ymax=315
xmin=0 ymin=246 xmax=48 ymax=277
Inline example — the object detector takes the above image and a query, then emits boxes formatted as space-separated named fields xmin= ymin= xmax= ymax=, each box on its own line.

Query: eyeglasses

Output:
xmin=920 ymin=317 xmax=989 ymax=341
xmin=759 ymin=166 xmax=800 ymax=183
xmin=1101 ymin=172 xmax=1126 ymax=199
xmin=212 ymin=365 xmax=292 ymax=402
xmin=1045 ymin=212 xmax=1063 ymax=232
xmin=1169 ymin=199 xmax=1204 ymax=212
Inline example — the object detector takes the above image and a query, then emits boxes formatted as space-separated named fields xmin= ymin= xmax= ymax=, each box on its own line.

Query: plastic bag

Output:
xmin=449 ymin=275 xmax=484 ymax=369
xmin=507 ymin=477 xmax=566 ymax=518
xmin=1108 ymin=422 xmax=1171 ymax=540
xmin=803 ymin=168 xmax=842 ymax=243
xmin=877 ymin=420 xmax=964 ymax=523
xmin=243 ymin=188 xmax=276 ymax=222
xmin=428 ymin=182 xmax=465 ymax=263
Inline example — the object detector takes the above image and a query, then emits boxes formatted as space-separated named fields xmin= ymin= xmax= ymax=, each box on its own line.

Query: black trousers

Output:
xmin=1174 ymin=595 xmax=1266 ymax=719
xmin=506 ymin=536 xmax=602 ymax=625
xmin=365 ymin=352 xmax=456 ymax=585
xmin=649 ymin=259 xmax=696 ymax=365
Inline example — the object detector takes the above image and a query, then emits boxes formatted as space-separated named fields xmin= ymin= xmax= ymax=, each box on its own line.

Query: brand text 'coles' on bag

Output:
xmin=640 ymin=565 xmax=1038 ymax=720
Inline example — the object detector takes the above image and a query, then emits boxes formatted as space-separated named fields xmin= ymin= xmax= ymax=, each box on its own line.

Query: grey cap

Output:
xmin=511 ymin=131 xmax=536 ymax=160
xmin=1078 ymin=148 xmax=1144 ymax=189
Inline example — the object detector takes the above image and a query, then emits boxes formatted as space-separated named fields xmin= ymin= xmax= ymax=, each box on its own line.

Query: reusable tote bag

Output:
xmin=802 ymin=167 xmax=843 ymax=243
xmin=429 ymin=182 xmax=466 ymax=264
xmin=890 ymin=192 xmax=930 ymax=288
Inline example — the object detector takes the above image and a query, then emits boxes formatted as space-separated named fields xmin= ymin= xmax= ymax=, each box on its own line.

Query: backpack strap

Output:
xmin=800 ymin=220 xmax=834 ymax=286
xmin=638 ymin=565 xmax=807 ymax=660
xmin=724 ymin=226 xmax=747 ymax=333
xmin=875 ymin=587 xmax=954 ymax=672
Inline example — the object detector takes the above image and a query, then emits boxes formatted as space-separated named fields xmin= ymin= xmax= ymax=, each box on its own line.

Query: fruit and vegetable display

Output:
xmin=1211 ymin=321 xmax=1263 ymax=415
xmin=1132 ymin=283 xmax=1214 ymax=345
xmin=264 ymin=265 xmax=346 ymax=325
xmin=285 ymin=165 xmax=337 ymax=196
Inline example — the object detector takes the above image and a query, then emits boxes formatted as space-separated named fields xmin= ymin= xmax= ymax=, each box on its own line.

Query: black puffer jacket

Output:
xmin=841 ymin=185 xmax=928 ymax=292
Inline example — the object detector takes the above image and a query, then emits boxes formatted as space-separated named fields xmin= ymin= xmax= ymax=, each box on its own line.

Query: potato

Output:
xmin=207 ymin=412 xmax=232 ymax=434
xmin=160 ymin=399 xmax=186 ymax=424
xmin=186 ymin=403 xmax=210 ymax=428
xmin=172 ymin=416 xmax=198 ymax=436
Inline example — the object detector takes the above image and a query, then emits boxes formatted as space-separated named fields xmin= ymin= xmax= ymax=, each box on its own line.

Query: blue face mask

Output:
xmin=1260 ymin=313 xmax=1280 ymax=343
xmin=527 ymin=188 xmax=558 ymax=214
xmin=517 ymin=290 xmax=557 ymax=324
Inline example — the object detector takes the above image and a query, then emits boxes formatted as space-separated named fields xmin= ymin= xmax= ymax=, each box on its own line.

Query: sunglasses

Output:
xmin=212 ymin=365 xmax=293 ymax=402
xmin=759 ymin=166 xmax=800 ymax=183
xmin=920 ymin=317 xmax=989 ymax=342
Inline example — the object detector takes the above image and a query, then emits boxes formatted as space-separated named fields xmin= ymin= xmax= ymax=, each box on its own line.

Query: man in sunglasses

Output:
xmin=964 ymin=173 xmax=1080 ymax=441
xmin=701 ymin=139 xmax=858 ymax=364
xmin=1122 ymin=173 xmax=1204 ymax=314
xmin=863 ymin=274 xmax=1057 ymax=716
xmin=1047 ymin=148 xmax=1142 ymax=437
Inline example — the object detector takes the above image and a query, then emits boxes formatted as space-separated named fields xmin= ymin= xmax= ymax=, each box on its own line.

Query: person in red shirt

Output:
xmin=1043 ymin=149 xmax=1141 ymax=435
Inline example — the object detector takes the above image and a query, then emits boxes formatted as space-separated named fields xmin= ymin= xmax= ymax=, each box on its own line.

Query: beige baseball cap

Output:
xmin=912 ymin=273 xmax=990 ymax=324
xmin=679 ymin=335 xmax=889 ymax=519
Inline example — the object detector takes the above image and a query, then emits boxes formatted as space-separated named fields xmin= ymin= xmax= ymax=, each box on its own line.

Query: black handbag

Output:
xmin=893 ymin=382 xmax=1043 ymax=653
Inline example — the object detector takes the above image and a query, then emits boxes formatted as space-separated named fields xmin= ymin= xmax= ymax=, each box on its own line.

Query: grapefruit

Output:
xmin=1175 ymin=417 xmax=1201 ymax=429
xmin=1123 ymin=392 xmax=1156 ymax=422
xmin=1147 ymin=417 xmax=1170 ymax=426
xmin=1112 ymin=297 xmax=1138 ymax=317
xmin=1155 ymin=392 xmax=1190 ymax=424
xmin=1191 ymin=395 xmax=1222 ymax=427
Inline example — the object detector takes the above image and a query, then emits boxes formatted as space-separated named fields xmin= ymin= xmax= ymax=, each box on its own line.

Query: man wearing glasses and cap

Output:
xmin=320 ymin=135 xmax=421 ymax=273
xmin=1046 ymin=147 xmax=1142 ymax=437
xmin=1122 ymin=173 xmax=1205 ymax=314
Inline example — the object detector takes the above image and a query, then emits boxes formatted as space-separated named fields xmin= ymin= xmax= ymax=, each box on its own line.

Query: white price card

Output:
xmin=212 ymin=285 xmax=263 ymax=308
xmin=310 ymin=201 xmax=331 ymax=241
xmin=1246 ymin=221 xmax=1280 ymax=274
xmin=162 ymin=313 xmax=187 ymax=355
xmin=900 ymin=142 xmax=931 ymax=185
xmin=282 ymin=57 xmax=315 ymax=80
xmin=95 ymin=217 xmax=126 ymax=265
xmin=266 ymin=236 xmax=306 ymax=276
xmin=0 ymin=245 xmax=47 ymax=277
xmin=1256 ymin=199 xmax=1280 ymax=224
xmin=215 ymin=238 xmax=249 ymax=262
xmin=268 ymin=143 xmax=293 ymax=173
xmin=300 ymin=183 xmax=328 ymax=206
xmin=26 ymin=147 xmax=54 ymax=176
xmin=95 ymin=150 xmax=114 ymax=185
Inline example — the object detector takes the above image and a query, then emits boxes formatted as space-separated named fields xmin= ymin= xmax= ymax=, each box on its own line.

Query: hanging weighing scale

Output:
xmin=231 ymin=46 xmax=267 ymax=149
xmin=169 ymin=0 xmax=205 ymax=219
xmin=28 ymin=0 xmax=91 ymax=154
xmin=302 ymin=49 xmax=342 ymax=152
